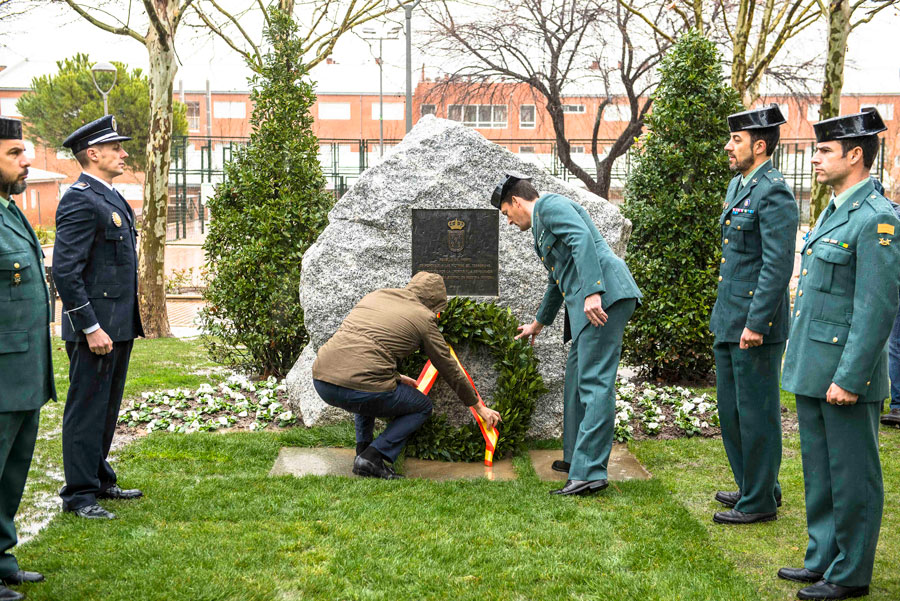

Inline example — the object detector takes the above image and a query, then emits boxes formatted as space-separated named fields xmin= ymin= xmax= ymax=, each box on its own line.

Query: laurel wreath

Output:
xmin=402 ymin=297 xmax=547 ymax=462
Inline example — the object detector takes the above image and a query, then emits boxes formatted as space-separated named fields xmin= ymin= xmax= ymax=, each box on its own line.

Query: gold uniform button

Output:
xmin=737 ymin=225 xmax=741 ymax=230
xmin=768 ymin=322 xmax=773 ymax=327
xmin=725 ymin=220 xmax=731 ymax=225
xmin=718 ymin=276 xmax=723 ymax=282
xmin=724 ymin=239 xmax=729 ymax=244
xmin=802 ymin=269 xmax=807 ymax=276
xmin=13 ymin=262 xmax=19 ymax=269
xmin=551 ymin=266 xmax=554 ymax=271
xmin=867 ymin=380 xmax=871 ymax=386
xmin=798 ymin=290 xmax=803 ymax=297
xmin=807 ymin=249 xmax=813 ymax=255
xmin=120 ymin=236 xmax=123 ymax=240
xmin=596 ymin=280 xmax=601 ymax=284
xmin=541 ymin=257 xmax=544 ymax=262
xmin=748 ymin=291 xmax=754 ymax=296
xmin=721 ymin=258 xmax=726 ymax=264
xmin=103 ymin=292 xmax=108 ymax=297
xmin=556 ymin=279 xmax=559 ymax=284
xmin=832 ymin=336 xmax=838 ymax=343
xmin=796 ymin=310 xmax=800 ymax=317
xmin=561 ymin=293 xmax=565 ymax=297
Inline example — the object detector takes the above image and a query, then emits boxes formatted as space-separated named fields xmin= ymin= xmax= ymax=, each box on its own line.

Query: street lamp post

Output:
xmin=397 ymin=0 xmax=422 ymax=134
xmin=361 ymin=26 xmax=401 ymax=157
xmin=90 ymin=61 xmax=118 ymax=115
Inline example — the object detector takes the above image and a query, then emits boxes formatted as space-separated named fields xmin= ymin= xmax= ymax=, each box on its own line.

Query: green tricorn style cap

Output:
xmin=62 ymin=115 xmax=131 ymax=154
xmin=813 ymin=107 xmax=887 ymax=143
xmin=727 ymin=103 xmax=786 ymax=132
xmin=0 ymin=117 xmax=23 ymax=140
xmin=490 ymin=171 xmax=532 ymax=209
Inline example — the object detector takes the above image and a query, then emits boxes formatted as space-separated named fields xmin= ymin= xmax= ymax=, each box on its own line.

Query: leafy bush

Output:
xmin=621 ymin=30 xmax=743 ymax=381
xmin=33 ymin=225 xmax=55 ymax=245
xmin=401 ymin=297 xmax=546 ymax=462
xmin=200 ymin=10 xmax=333 ymax=376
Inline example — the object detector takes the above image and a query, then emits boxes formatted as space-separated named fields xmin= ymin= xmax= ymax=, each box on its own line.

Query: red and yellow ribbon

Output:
xmin=414 ymin=345 xmax=499 ymax=466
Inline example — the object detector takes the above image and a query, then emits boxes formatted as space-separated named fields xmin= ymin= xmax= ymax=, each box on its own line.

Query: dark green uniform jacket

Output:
xmin=0 ymin=200 xmax=55 ymax=410
xmin=782 ymin=178 xmax=900 ymax=402
xmin=532 ymin=193 xmax=642 ymax=340
xmin=710 ymin=161 xmax=798 ymax=342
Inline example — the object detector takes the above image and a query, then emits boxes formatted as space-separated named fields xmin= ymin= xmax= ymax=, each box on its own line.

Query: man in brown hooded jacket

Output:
xmin=313 ymin=272 xmax=501 ymax=479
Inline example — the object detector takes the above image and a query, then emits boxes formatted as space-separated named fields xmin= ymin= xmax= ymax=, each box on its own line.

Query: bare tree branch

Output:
xmin=56 ymin=0 xmax=145 ymax=43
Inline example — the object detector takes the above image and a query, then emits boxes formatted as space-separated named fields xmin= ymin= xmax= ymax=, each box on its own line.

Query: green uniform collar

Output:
xmin=0 ymin=196 xmax=9 ymax=210
xmin=740 ymin=160 xmax=770 ymax=187
xmin=832 ymin=178 xmax=870 ymax=210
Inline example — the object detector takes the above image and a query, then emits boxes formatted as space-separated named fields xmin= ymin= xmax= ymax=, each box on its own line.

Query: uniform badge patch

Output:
xmin=880 ymin=238 xmax=892 ymax=246
xmin=72 ymin=182 xmax=89 ymax=190
xmin=877 ymin=223 xmax=895 ymax=235
xmin=112 ymin=212 xmax=122 ymax=227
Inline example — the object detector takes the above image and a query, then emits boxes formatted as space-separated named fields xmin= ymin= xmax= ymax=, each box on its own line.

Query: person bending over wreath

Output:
xmin=312 ymin=271 xmax=501 ymax=479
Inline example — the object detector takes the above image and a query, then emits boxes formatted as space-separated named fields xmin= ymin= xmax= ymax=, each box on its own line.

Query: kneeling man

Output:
xmin=312 ymin=272 xmax=501 ymax=479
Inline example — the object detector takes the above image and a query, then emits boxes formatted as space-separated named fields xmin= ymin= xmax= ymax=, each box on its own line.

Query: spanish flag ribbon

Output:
xmin=414 ymin=345 xmax=499 ymax=466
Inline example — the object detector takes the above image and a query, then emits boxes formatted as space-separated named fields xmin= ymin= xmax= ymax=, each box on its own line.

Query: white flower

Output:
xmin=238 ymin=410 xmax=248 ymax=418
xmin=277 ymin=411 xmax=293 ymax=422
xmin=249 ymin=422 xmax=259 ymax=431
xmin=217 ymin=416 xmax=229 ymax=425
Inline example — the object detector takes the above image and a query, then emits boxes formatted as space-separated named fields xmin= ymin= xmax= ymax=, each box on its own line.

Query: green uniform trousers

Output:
xmin=563 ymin=298 xmax=636 ymax=481
xmin=0 ymin=408 xmax=40 ymax=578
xmin=714 ymin=340 xmax=784 ymax=513
xmin=796 ymin=395 xmax=882 ymax=587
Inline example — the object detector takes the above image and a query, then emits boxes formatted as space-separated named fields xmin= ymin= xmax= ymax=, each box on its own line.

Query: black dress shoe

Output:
xmin=352 ymin=454 xmax=403 ymax=480
xmin=715 ymin=490 xmax=782 ymax=508
xmin=881 ymin=408 xmax=900 ymax=426
xmin=0 ymin=586 xmax=24 ymax=601
xmin=797 ymin=581 xmax=869 ymax=600
xmin=98 ymin=485 xmax=142 ymax=500
xmin=551 ymin=460 xmax=570 ymax=473
xmin=1 ymin=570 xmax=44 ymax=585
xmin=778 ymin=567 xmax=825 ymax=583
xmin=550 ymin=479 xmax=608 ymax=496
xmin=713 ymin=508 xmax=777 ymax=524
xmin=66 ymin=503 xmax=117 ymax=519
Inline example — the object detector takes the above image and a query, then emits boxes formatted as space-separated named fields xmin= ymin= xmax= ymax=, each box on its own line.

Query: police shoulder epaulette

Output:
xmin=71 ymin=181 xmax=89 ymax=190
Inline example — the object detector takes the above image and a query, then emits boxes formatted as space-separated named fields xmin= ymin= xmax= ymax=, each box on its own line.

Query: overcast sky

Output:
xmin=0 ymin=2 xmax=897 ymax=94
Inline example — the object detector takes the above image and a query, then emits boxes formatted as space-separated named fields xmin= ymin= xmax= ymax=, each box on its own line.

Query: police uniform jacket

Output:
xmin=52 ymin=174 xmax=143 ymax=342
xmin=710 ymin=161 xmax=798 ymax=343
xmin=532 ymin=193 xmax=642 ymax=341
xmin=782 ymin=178 xmax=900 ymax=402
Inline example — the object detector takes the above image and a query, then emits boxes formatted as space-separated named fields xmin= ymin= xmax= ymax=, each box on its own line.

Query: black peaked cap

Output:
xmin=814 ymin=107 xmax=887 ymax=142
xmin=62 ymin=115 xmax=131 ymax=154
xmin=0 ymin=117 xmax=22 ymax=140
xmin=490 ymin=171 xmax=532 ymax=209
xmin=727 ymin=103 xmax=786 ymax=132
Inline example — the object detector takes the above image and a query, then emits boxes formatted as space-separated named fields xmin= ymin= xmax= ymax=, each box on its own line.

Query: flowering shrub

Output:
xmin=612 ymin=378 xmax=719 ymax=442
xmin=118 ymin=374 xmax=292 ymax=434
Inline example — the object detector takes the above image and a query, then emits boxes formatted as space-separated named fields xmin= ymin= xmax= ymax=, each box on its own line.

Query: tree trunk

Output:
xmin=138 ymin=23 xmax=177 ymax=338
xmin=548 ymin=99 xmax=605 ymax=197
xmin=810 ymin=0 xmax=850 ymax=223
xmin=731 ymin=0 xmax=753 ymax=106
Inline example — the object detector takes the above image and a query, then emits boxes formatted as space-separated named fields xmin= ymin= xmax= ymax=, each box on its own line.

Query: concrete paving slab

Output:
xmin=269 ymin=447 xmax=516 ymax=480
xmin=530 ymin=445 xmax=651 ymax=482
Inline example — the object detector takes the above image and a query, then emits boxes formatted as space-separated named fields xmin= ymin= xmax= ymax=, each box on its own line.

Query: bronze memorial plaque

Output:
xmin=411 ymin=209 xmax=499 ymax=296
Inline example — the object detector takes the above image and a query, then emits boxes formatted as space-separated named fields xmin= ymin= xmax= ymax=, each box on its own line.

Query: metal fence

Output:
xmin=167 ymin=135 xmax=887 ymax=239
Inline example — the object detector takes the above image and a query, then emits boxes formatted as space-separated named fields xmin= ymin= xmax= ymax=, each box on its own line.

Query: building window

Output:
xmin=561 ymin=104 xmax=585 ymax=114
xmin=807 ymin=103 xmax=820 ymax=121
xmin=866 ymin=103 xmax=894 ymax=120
xmin=186 ymin=101 xmax=201 ymax=131
xmin=519 ymin=146 xmax=535 ymax=154
xmin=0 ymin=97 xmax=21 ymax=117
xmin=569 ymin=145 xmax=585 ymax=154
xmin=447 ymin=104 xmax=508 ymax=128
xmin=520 ymin=105 xmax=535 ymax=128
xmin=421 ymin=104 xmax=436 ymax=117
xmin=371 ymin=102 xmax=404 ymax=121
xmin=603 ymin=104 xmax=631 ymax=121
xmin=213 ymin=101 xmax=246 ymax=119
xmin=318 ymin=102 xmax=351 ymax=120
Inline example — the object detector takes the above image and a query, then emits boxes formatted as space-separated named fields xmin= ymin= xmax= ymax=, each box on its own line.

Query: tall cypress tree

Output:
xmin=201 ymin=9 xmax=333 ymax=376
xmin=621 ymin=30 xmax=743 ymax=382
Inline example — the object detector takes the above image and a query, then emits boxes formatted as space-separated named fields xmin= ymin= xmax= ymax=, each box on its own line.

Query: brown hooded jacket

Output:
xmin=311 ymin=272 xmax=476 ymax=406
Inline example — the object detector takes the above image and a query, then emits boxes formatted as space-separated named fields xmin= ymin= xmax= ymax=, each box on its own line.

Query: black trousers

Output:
xmin=60 ymin=339 xmax=133 ymax=511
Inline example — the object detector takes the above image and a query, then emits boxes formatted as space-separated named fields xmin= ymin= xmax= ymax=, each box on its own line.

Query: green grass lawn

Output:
xmin=11 ymin=338 xmax=900 ymax=600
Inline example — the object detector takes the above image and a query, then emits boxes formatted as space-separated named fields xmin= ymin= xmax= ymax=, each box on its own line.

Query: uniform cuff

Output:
xmin=83 ymin=323 xmax=101 ymax=334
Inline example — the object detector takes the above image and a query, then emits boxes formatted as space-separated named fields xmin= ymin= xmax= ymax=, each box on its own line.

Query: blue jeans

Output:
xmin=890 ymin=308 xmax=900 ymax=411
xmin=312 ymin=379 xmax=433 ymax=463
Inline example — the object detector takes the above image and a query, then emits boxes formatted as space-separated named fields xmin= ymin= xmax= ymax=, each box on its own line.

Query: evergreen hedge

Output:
xmin=200 ymin=10 xmax=333 ymax=377
xmin=621 ymin=30 xmax=743 ymax=381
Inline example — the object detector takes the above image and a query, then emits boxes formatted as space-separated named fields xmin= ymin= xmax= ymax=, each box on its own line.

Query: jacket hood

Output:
xmin=406 ymin=271 xmax=448 ymax=313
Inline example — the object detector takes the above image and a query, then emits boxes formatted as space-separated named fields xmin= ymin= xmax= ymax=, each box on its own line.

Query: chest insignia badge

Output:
xmin=112 ymin=212 xmax=122 ymax=227
xmin=879 ymin=237 xmax=892 ymax=246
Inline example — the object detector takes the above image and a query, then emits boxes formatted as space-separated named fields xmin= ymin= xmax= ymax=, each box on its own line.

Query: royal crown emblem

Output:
xmin=447 ymin=218 xmax=466 ymax=252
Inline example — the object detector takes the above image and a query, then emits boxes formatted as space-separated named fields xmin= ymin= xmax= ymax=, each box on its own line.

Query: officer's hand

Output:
xmin=584 ymin=293 xmax=608 ymax=327
xmin=475 ymin=403 xmax=502 ymax=429
xmin=739 ymin=328 xmax=764 ymax=349
xmin=826 ymin=382 xmax=858 ymax=406
xmin=515 ymin=320 xmax=544 ymax=345
xmin=398 ymin=374 xmax=418 ymax=388
xmin=86 ymin=328 xmax=113 ymax=355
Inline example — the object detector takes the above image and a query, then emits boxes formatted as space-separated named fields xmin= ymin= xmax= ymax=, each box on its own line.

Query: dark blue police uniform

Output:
xmin=52 ymin=117 xmax=143 ymax=512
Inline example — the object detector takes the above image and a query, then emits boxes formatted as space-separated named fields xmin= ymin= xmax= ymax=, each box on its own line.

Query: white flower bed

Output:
xmin=118 ymin=375 xmax=293 ymax=434
xmin=614 ymin=378 xmax=719 ymax=442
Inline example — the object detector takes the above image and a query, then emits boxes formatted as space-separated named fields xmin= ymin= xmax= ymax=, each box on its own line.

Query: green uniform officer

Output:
xmin=778 ymin=108 xmax=900 ymax=601
xmin=710 ymin=104 xmax=798 ymax=525
xmin=0 ymin=117 xmax=55 ymax=601
xmin=491 ymin=173 xmax=642 ymax=496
